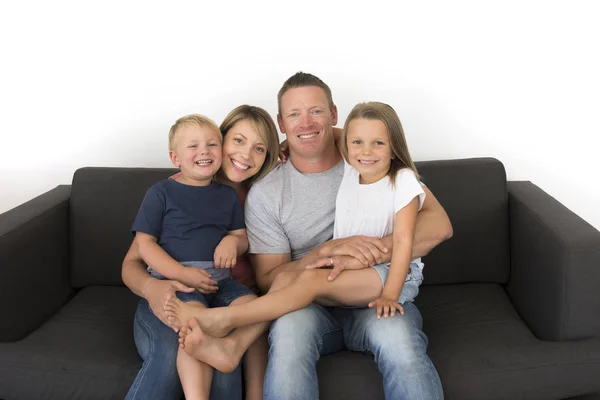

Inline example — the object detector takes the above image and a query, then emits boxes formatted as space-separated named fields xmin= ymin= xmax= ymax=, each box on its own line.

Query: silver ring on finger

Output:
xmin=329 ymin=257 xmax=334 ymax=266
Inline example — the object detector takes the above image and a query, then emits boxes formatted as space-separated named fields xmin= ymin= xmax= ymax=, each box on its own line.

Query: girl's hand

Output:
xmin=279 ymin=139 xmax=289 ymax=163
xmin=368 ymin=296 xmax=404 ymax=319
xmin=214 ymin=235 xmax=238 ymax=268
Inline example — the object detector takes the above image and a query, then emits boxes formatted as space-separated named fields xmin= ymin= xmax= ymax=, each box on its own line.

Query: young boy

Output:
xmin=131 ymin=114 xmax=254 ymax=400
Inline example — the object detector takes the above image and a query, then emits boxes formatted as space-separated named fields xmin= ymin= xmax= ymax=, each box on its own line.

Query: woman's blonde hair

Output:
xmin=341 ymin=102 xmax=419 ymax=184
xmin=219 ymin=105 xmax=280 ymax=187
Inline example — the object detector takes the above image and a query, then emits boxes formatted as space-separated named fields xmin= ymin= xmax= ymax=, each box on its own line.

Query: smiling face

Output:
xmin=277 ymin=86 xmax=338 ymax=161
xmin=169 ymin=123 xmax=222 ymax=186
xmin=346 ymin=118 xmax=393 ymax=184
xmin=221 ymin=119 xmax=268 ymax=184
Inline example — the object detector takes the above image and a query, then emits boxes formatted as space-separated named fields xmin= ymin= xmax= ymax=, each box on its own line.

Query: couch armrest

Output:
xmin=507 ymin=181 xmax=600 ymax=341
xmin=0 ymin=185 xmax=74 ymax=342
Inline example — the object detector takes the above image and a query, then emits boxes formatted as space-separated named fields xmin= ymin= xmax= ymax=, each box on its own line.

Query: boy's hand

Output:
xmin=368 ymin=296 xmax=404 ymax=319
xmin=214 ymin=235 xmax=238 ymax=268
xmin=181 ymin=268 xmax=218 ymax=294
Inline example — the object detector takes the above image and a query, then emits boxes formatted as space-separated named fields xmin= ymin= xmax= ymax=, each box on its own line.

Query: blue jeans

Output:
xmin=125 ymin=298 xmax=242 ymax=400
xmin=264 ymin=302 xmax=443 ymax=400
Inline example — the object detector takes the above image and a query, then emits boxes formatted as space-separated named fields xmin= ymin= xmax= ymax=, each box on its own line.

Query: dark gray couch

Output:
xmin=1 ymin=158 xmax=600 ymax=400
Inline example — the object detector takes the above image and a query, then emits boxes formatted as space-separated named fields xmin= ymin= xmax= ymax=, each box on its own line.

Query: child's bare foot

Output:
xmin=178 ymin=324 xmax=189 ymax=350
xmin=164 ymin=295 xmax=232 ymax=337
xmin=182 ymin=318 xmax=241 ymax=373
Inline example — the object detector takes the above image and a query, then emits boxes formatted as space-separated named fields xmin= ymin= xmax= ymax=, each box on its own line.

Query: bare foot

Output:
xmin=178 ymin=324 xmax=189 ymax=350
xmin=164 ymin=295 xmax=232 ymax=337
xmin=182 ymin=318 xmax=241 ymax=373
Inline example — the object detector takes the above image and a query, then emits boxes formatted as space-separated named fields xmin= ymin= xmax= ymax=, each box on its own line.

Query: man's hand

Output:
xmin=322 ymin=236 xmax=389 ymax=267
xmin=368 ymin=296 xmax=404 ymax=319
xmin=144 ymin=279 xmax=194 ymax=330
xmin=180 ymin=268 xmax=218 ymax=294
xmin=306 ymin=255 xmax=368 ymax=281
xmin=214 ymin=235 xmax=238 ymax=268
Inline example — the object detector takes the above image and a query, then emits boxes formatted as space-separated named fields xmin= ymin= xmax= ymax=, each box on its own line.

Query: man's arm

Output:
xmin=250 ymin=253 xmax=293 ymax=293
xmin=251 ymin=237 xmax=386 ymax=291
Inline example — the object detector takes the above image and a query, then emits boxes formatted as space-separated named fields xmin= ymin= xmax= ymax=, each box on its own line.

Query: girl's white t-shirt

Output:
xmin=333 ymin=162 xmax=425 ymax=265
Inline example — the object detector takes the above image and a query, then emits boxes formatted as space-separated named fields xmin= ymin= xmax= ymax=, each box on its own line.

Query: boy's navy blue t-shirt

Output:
xmin=131 ymin=179 xmax=245 ymax=262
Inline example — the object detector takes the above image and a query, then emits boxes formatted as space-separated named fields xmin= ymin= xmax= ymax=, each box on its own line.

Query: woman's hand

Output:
xmin=279 ymin=139 xmax=289 ymax=163
xmin=144 ymin=279 xmax=194 ymax=330
xmin=368 ymin=296 xmax=404 ymax=319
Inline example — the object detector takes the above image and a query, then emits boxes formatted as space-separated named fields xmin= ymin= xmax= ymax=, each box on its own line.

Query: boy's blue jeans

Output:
xmin=125 ymin=298 xmax=242 ymax=400
xmin=264 ymin=263 xmax=443 ymax=400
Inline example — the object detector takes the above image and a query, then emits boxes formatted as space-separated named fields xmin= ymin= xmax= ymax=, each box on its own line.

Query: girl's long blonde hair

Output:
xmin=341 ymin=102 xmax=419 ymax=185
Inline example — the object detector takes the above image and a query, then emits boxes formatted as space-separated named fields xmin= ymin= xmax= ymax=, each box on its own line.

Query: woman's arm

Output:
xmin=121 ymin=240 xmax=195 ymax=328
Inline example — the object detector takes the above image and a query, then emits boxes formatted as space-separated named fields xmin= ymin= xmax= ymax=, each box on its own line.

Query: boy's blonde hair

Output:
xmin=168 ymin=114 xmax=221 ymax=150
xmin=341 ymin=102 xmax=419 ymax=185
xmin=220 ymin=105 xmax=280 ymax=187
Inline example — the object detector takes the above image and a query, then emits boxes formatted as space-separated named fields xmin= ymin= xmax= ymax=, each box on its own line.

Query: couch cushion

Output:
xmin=0 ymin=286 xmax=141 ymax=400
xmin=417 ymin=284 xmax=600 ymax=400
xmin=70 ymin=167 xmax=178 ymax=287
xmin=416 ymin=157 xmax=510 ymax=284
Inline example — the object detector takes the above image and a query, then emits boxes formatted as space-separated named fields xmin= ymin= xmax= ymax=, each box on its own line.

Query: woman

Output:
xmin=122 ymin=105 xmax=280 ymax=400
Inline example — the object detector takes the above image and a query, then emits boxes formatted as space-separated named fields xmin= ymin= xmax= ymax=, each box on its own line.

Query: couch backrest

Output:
xmin=70 ymin=167 xmax=178 ymax=287
xmin=69 ymin=158 xmax=510 ymax=287
xmin=416 ymin=158 xmax=510 ymax=284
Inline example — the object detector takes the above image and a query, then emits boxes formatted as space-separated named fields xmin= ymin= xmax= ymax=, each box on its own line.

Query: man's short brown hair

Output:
xmin=277 ymin=72 xmax=334 ymax=115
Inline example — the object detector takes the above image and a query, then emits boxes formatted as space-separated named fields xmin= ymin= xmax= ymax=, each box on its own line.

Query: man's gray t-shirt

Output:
xmin=245 ymin=160 xmax=344 ymax=261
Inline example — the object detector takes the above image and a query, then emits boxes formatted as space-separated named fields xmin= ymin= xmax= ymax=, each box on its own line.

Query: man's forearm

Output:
xmin=412 ymin=209 xmax=453 ymax=258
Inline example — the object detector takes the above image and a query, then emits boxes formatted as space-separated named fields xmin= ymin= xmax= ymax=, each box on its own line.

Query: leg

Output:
xmin=177 ymin=302 xmax=213 ymax=400
xmin=264 ymin=303 xmax=344 ymax=400
xmin=227 ymin=294 xmax=268 ymax=400
xmin=343 ymin=302 xmax=444 ymax=400
xmin=210 ymin=363 xmax=243 ymax=400
xmin=164 ymin=268 xmax=383 ymax=335
xmin=178 ymin=290 xmax=270 ymax=380
xmin=242 ymin=333 xmax=268 ymax=400
xmin=125 ymin=299 xmax=182 ymax=400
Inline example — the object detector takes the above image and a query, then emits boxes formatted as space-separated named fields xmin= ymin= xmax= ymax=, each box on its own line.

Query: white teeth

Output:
xmin=231 ymin=159 xmax=250 ymax=170
xmin=298 ymin=133 xmax=318 ymax=139
xmin=195 ymin=160 xmax=212 ymax=165
xmin=359 ymin=160 xmax=376 ymax=164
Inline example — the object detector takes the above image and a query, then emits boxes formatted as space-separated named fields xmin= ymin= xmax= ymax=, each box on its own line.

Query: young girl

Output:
xmin=166 ymin=101 xmax=425 ymax=343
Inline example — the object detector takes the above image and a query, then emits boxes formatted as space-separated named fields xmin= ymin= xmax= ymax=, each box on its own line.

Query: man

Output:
xmin=245 ymin=72 xmax=451 ymax=399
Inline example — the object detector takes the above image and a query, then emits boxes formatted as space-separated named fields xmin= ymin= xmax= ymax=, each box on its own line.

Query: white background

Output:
xmin=1 ymin=0 xmax=598 ymax=229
